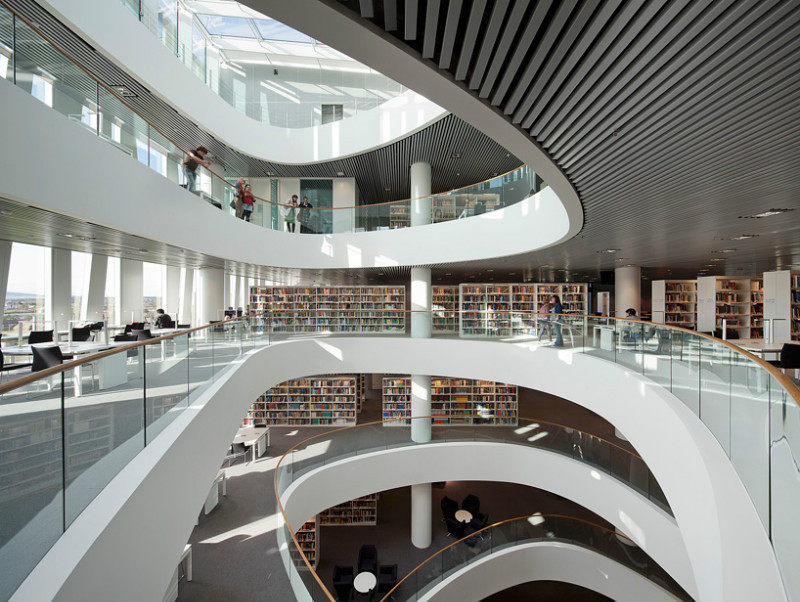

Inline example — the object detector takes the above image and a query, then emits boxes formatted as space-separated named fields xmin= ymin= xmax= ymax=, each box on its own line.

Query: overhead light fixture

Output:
xmin=713 ymin=248 xmax=737 ymax=253
xmin=384 ymin=187 xmax=391 ymax=192
xmin=336 ymin=171 xmax=345 ymax=177
xmin=451 ymin=152 xmax=462 ymax=159
xmin=0 ymin=208 xmax=11 ymax=216
xmin=739 ymin=208 xmax=794 ymax=219
xmin=597 ymin=249 xmax=619 ymax=254
xmin=107 ymin=84 xmax=137 ymax=98
xmin=57 ymin=232 xmax=74 ymax=238
xmin=709 ymin=258 xmax=724 ymax=262
xmin=139 ymin=248 xmax=149 ymax=253
xmin=729 ymin=234 xmax=759 ymax=240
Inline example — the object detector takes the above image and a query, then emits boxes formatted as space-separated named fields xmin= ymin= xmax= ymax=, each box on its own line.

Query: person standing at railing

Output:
xmin=234 ymin=177 xmax=246 ymax=219
xmin=538 ymin=300 xmax=551 ymax=341
xmin=242 ymin=185 xmax=255 ymax=222
xmin=284 ymin=196 xmax=298 ymax=232
xmin=298 ymin=196 xmax=313 ymax=233
xmin=181 ymin=146 xmax=211 ymax=195
xmin=550 ymin=295 xmax=564 ymax=347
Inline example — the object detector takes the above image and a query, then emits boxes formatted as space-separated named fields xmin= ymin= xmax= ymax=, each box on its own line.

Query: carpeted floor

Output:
xmin=177 ymin=381 xmax=637 ymax=601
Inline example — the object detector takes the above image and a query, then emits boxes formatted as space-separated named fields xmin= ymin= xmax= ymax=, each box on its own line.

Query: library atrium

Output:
xmin=0 ymin=0 xmax=799 ymax=601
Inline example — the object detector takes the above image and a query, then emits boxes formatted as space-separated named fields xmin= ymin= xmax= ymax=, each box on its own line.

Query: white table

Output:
xmin=733 ymin=339 xmax=793 ymax=360
xmin=232 ymin=426 xmax=270 ymax=462
xmin=455 ymin=509 xmax=473 ymax=523
xmin=353 ymin=571 xmax=377 ymax=594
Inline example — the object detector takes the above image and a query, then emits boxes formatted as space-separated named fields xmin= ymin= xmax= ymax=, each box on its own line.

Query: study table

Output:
xmin=231 ymin=426 xmax=270 ymax=462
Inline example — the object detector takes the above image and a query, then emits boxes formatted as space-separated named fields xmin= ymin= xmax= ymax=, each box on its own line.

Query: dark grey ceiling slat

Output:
xmin=422 ymin=0 xmax=441 ymax=59
xmin=358 ymin=0 xmax=374 ymax=19
xmin=453 ymin=0 xmax=486 ymax=81
xmin=438 ymin=0 xmax=464 ymax=70
xmin=477 ymin=0 xmax=530 ymax=98
xmin=488 ymin=0 xmax=552 ymax=106
xmin=383 ymin=0 xmax=398 ymax=31
xmin=467 ymin=0 xmax=509 ymax=90
xmin=404 ymin=0 xmax=418 ymax=40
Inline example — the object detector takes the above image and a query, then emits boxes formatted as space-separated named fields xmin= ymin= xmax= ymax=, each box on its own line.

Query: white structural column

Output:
xmin=84 ymin=254 xmax=108 ymax=322
xmin=46 ymin=248 xmax=71 ymax=333
xmin=409 ymin=161 xmax=432 ymax=228
xmin=410 ymin=263 xmax=433 ymax=549
xmin=165 ymin=266 xmax=181 ymax=318
xmin=615 ymin=266 xmax=642 ymax=318
xmin=0 ymin=241 xmax=11 ymax=325
xmin=198 ymin=268 xmax=224 ymax=325
xmin=179 ymin=268 xmax=194 ymax=326
xmin=120 ymin=259 xmax=143 ymax=323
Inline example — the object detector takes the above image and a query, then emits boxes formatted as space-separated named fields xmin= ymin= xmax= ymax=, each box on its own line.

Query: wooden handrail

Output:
xmin=0 ymin=0 xmax=528 ymax=212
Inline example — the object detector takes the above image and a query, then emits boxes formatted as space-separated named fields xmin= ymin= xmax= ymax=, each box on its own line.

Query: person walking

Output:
xmin=298 ymin=196 xmax=313 ymax=233
xmin=284 ymin=196 xmax=298 ymax=232
xmin=234 ymin=177 xmax=246 ymax=219
xmin=181 ymin=146 xmax=211 ymax=194
xmin=242 ymin=184 xmax=255 ymax=222
xmin=538 ymin=299 xmax=551 ymax=340
xmin=550 ymin=294 xmax=564 ymax=347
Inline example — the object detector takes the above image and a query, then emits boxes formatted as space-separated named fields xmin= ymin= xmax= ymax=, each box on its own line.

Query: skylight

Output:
xmin=196 ymin=14 xmax=257 ymax=38
xmin=253 ymin=19 xmax=314 ymax=44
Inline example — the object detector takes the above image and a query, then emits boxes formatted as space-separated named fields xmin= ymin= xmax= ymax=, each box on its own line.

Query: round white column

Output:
xmin=198 ymin=267 xmax=224 ymax=325
xmin=411 ymin=483 xmax=432 ymax=549
xmin=411 ymin=267 xmax=432 ymax=338
xmin=411 ymin=374 xmax=432 ymax=443
xmin=410 ymin=161 xmax=432 ymax=228
xmin=615 ymin=266 xmax=642 ymax=318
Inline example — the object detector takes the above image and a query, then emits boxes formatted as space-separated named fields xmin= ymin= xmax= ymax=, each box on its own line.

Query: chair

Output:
xmin=440 ymin=496 xmax=458 ymax=522
xmin=124 ymin=322 xmax=145 ymax=335
xmin=131 ymin=329 xmax=154 ymax=341
xmin=444 ymin=515 xmax=465 ymax=539
xmin=331 ymin=565 xmax=354 ymax=602
xmin=768 ymin=344 xmax=800 ymax=370
xmin=462 ymin=524 xmax=482 ymax=547
xmin=470 ymin=512 xmax=489 ymax=529
xmin=377 ymin=564 xmax=398 ymax=595
xmin=114 ymin=334 xmax=137 ymax=342
xmin=31 ymin=345 xmax=63 ymax=372
xmin=177 ymin=324 xmax=190 ymax=329
xmin=225 ymin=442 xmax=248 ymax=467
xmin=71 ymin=326 xmax=93 ymax=342
xmin=0 ymin=348 xmax=32 ymax=382
xmin=28 ymin=330 xmax=54 ymax=344
xmin=163 ymin=319 xmax=176 ymax=329
xmin=357 ymin=544 xmax=378 ymax=574
xmin=89 ymin=321 xmax=104 ymax=332
xmin=461 ymin=494 xmax=480 ymax=515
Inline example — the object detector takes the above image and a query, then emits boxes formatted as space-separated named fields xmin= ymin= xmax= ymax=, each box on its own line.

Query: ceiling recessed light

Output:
xmin=714 ymin=248 xmax=737 ymax=253
xmin=597 ymin=249 xmax=619 ymax=254
xmin=445 ymin=272 xmax=452 ymax=276
xmin=139 ymin=248 xmax=149 ymax=253
xmin=739 ymin=208 xmax=794 ymax=219
xmin=107 ymin=84 xmax=137 ymax=98
xmin=729 ymin=234 xmax=759 ymax=240
xmin=0 ymin=208 xmax=11 ymax=216
xmin=384 ymin=187 xmax=391 ymax=192
xmin=451 ymin=152 xmax=462 ymax=159
xmin=57 ymin=232 xmax=74 ymax=238
xmin=336 ymin=171 xmax=345 ymax=177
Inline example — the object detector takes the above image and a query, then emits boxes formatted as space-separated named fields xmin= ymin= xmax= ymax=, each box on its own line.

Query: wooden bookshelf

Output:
xmin=249 ymin=286 xmax=405 ymax=334
xmin=652 ymin=280 xmax=697 ymax=327
xmin=698 ymin=276 xmax=757 ymax=337
xmin=382 ymin=376 xmax=517 ymax=426
xmin=764 ymin=270 xmax=800 ymax=341
xmin=432 ymin=285 xmax=458 ymax=333
xmin=293 ymin=517 xmax=319 ymax=569
xmin=245 ymin=375 xmax=359 ymax=427
xmin=319 ymin=494 xmax=378 ymax=526
xmin=750 ymin=278 xmax=763 ymax=339
xmin=389 ymin=205 xmax=409 ymax=228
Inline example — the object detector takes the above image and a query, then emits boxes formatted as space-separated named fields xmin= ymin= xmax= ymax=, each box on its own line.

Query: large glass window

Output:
xmin=136 ymin=137 xmax=149 ymax=166
xmin=71 ymin=251 xmax=92 ymax=321
xmin=3 ymin=243 xmax=49 ymax=341
xmin=156 ymin=0 xmax=178 ymax=53
xmin=149 ymin=141 xmax=168 ymax=176
xmin=0 ymin=5 xmax=13 ymax=82
xmin=232 ymin=78 xmax=246 ymax=114
xmin=31 ymin=73 xmax=53 ymax=107
xmin=104 ymin=257 xmax=120 ymax=327
xmin=191 ymin=21 xmax=206 ymax=79
xmin=142 ymin=262 xmax=165 ymax=322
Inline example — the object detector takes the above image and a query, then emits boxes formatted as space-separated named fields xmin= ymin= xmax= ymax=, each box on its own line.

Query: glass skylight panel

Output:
xmin=196 ymin=14 xmax=256 ymax=38
xmin=253 ymin=18 xmax=314 ymax=43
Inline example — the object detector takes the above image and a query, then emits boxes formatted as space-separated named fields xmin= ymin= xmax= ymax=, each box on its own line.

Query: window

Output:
xmin=142 ymin=262 xmax=166 ymax=322
xmin=80 ymin=104 xmax=98 ymax=130
xmin=31 ymin=73 xmax=53 ymax=107
xmin=71 ymin=251 xmax=92 ymax=321
xmin=198 ymin=171 xmax=212 ymax=195
xmin=321 ymin=104 xmax=343 ymax=124
xmin=149 ymin=141 xmax=168 ymax=177
xmin=136 ymin=137 xmax=149 ymax=166
xmin=0 ymin=47 xmax=11 ymax=81
xmin=111 ymin=120 xmax=122 ymax=143
xmin=3 ymin=243 xmax=49 ymax=341
xmin=191 ymin=21 xmax=206 ymax=78
xmin=233 ymin=78 xmax=246 ymax=114
xmin=156 ymin=0 xmax=178 ymax=51
xmin=104 ymin=257 xmax=120 ymax=327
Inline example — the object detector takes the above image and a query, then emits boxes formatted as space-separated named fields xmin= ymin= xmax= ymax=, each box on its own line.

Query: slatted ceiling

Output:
xmin=404 ymin=0 xmax=417 ymax=39
xmin=359 ymin=0 xmax=374 ymax=18
xmin=467 ymin=0 xmax=508 ymax=89
xmin=383 ymin=0 xmax=397 ymax=30
xmin=422 ymin=0 xmax=440 ymax=58
xmin=477 ymin=0 xmax=528 ymax=99
xmin=453 ymin=0 xmax=484 ymax=80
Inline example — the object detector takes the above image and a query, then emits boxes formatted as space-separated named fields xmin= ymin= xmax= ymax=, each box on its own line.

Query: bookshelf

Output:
xmin=698 ymin=276 xmax=756 ymax=337
xmin=750 ymin=278 xmax=763 ymax=339
xmin=249 ymin=286 xmax=405 ymax=334
xmin=389 ymin=205 xmax=409 ymax=228
xmin=293 ymin=517 xmax=319 ymax=569
xmin=245 ymin=375 xmax=360 ymax=427
xmin=763 ymin=270 xmax=800 ymax=341
xmin=382 ymin=376 xmax=517 ymax=426
xmin=459 ymin=283 xmax=589 ymax=338
xmin=652 ymin=280 xmax=697 ymax=327
xmin=319 ymin=494 xmax=378 ymax=526
xmin=432 ymin=196 xmax=457 ymax=222
xmin=432 ymin=286 xmax=458 ymax=333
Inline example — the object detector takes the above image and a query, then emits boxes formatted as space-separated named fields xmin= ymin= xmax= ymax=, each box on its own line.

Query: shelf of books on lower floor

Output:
xmin=432 ymin=285 xmax=458 ymax=333
xmin=318 ymin=494 xmax=378 ymax=526
xmin=244 ymin=375 xmax=361 ymax=427
xmin=764 ymin=270 xmax=800 ymax=341
xmin=248 ymin=285 xmax=405 ymax=334
xmin=293 ymin=517 xmax=319 ymax=569
xmin=652 ymin=280 xmax=697 ymax=328
xmin=382 ymin=376 xmax=517 ymax=426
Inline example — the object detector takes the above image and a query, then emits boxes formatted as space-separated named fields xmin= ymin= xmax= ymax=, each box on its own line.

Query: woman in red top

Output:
xmin=242 ymin=184 xmax=254 ymax=222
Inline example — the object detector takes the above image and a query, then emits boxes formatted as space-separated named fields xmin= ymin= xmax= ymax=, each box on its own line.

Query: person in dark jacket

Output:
xmin=154 ymin=309 xmax=172 ymax=328
xmin=298 ymin=196 xmax=313 ymax=233
xmin=550 ymin=295 xmax=564 ymax=347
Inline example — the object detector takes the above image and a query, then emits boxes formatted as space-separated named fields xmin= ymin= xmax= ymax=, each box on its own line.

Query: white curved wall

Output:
xmin=38 ymin=0 xmax=447 ymax=165
xmin=0 ymin=78 xmax=574 ymax=269
xmin=422 ymin=542 xmax=683 ymax=602
xmin=12 ymin=337 xmax=784 ymax=602
xmin=279 ymin=441 xmax=694 ymax=596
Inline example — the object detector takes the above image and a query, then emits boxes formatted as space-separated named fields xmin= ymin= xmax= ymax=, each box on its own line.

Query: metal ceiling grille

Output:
xmin=3 ymin=0 xmax=520 ymax=203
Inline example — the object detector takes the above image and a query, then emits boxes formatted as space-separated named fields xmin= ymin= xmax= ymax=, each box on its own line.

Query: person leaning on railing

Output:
xmin=181 ymin=146 xmax=211 ymax=195
xmin=550 ymin=295 xmax=564 ymax=347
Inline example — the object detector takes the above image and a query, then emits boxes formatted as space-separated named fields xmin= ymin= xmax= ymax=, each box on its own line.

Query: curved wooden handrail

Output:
xmin=380 ymin=512 xmax=635 ymax=601
xmin=0 ymin=0 xmax=528 ymax=212
xmin=271 ymin=413 xmax=650 ymax=601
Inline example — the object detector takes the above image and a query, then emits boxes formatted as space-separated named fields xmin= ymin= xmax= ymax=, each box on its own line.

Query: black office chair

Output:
xmin=331 ymin=565 xmax=354 ymax=602
xmin=377 ymin=564 xmax=398 ymax=595
xmin=225 ymin=442 xmax=248 ymax=467
xmin=0 ymin=348 xmax=32 ymax=382
xmin=32 ymin=345 xmax=63 ymax=372
xmin=768 ymin=344 xmax=800 ymax=370
xmin=357 ymin=544 xmax=378 ymax=574
xmin=440 ymin=496 xmax=458 ymax=520
xmin=71 ymin=326 xmax=93 ymax=342
xmin=462 ymin=494 xmax=480 ymax=515
xmin=177 ymin=324 xmax=190 ymax=329
xmin=469 ymin=512 xmax=489 ymax=540
xmin=131 ymin=329 xmax=154 ymax=341
xmin=163 ymin=319 xmax=176 ymax=329
xmin=114 ymin=334 xmax=137 ymax=342
xmin=89 ymin=321 xmax=104 ymax=332
xmin=28 ymin=330 xmax=54 ymax=344
xmin=124 ymin=322 xmax=145 ymax=335
xmin=462 ymin=524 xmax=482 ymax=547
xmin=444 ymin=515 xmax=465 ymax=539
